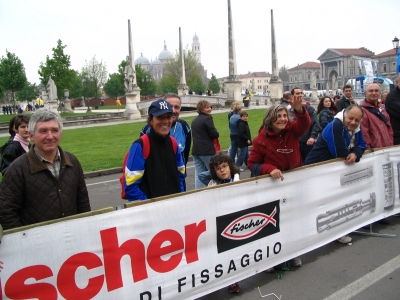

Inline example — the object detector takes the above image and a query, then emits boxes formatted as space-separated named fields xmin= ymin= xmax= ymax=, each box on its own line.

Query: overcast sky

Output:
xmin=1 ymin=0 xmax=399 ymax=85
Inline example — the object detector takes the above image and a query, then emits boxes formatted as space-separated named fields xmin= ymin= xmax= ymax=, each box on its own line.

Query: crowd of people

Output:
xmin=0 ymin=74 xmax=399 ymax=293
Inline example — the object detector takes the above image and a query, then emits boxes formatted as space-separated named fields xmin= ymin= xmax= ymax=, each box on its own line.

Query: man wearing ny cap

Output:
xmin=123 ymin=99 xmax=185 ymax=201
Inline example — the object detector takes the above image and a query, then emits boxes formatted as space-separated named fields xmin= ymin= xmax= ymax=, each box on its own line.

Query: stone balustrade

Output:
xmin=136 ymin=94 xmax=270 ymax=116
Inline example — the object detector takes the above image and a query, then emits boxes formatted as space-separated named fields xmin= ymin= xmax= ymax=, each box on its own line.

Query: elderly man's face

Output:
xmin=365 ymin=84 xmax=381 ymax=105
xmin=344 ymin=108 xmax=363 ymax=132
xmin=29 ymin=120 xmax=61 ymax=157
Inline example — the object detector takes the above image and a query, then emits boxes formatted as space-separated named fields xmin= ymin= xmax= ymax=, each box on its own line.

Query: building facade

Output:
xmin=218 ymin=71 xmax=271 ymax=95
xmin=282 ymin=47 xmax=397 ymax=93
xmin=286 ymin=62 xmax=321 ymax=91
xmin=371 ymin=49 xmax=398 ymax=82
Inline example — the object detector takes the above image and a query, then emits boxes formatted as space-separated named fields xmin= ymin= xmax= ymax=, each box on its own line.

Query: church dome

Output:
xmin=158 ymin=41 xmax=173 ymax=61
xmin=193 ymin=33 xmax=199 ymax=40
xmin=135 ymin=53 xmax=150 ymax=65
xmin=151 ymin=57 xmax=162 ymax=66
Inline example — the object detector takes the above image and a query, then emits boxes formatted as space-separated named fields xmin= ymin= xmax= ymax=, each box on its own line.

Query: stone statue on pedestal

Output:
xmin=250 ymin=79 xmax=255 ymax=92
xmin=310 ymin=72 xmax=317 ymax=89
xmin=47 ymin=76 xmax=58 ymax=101
xmin=332 ymin=75 xmax=338 ymax=91
xmin=310 ymin=72 xmax=318 ymax=103
xmin=124 ymin=61 xmax=135 ymax=92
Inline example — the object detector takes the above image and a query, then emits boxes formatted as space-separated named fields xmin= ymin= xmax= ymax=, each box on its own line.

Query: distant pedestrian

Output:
xmin=228 ymin=102 xmax=242 ymax=162
xmin=116 ymin=99 xmax=121 ymax=110
xmin=236 ymin=111 xmax=252 ymax=170
xmin=191 ymin=100 xmax=219 ymax=189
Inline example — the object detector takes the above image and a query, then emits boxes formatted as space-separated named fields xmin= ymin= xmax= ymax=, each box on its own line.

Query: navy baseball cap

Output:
xmin=148 ymin=99 xmax=173 ymax=116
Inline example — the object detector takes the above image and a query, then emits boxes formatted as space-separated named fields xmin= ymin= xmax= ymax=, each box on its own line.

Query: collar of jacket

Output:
xmin=27 ymin=145 xmax=73 ymax=174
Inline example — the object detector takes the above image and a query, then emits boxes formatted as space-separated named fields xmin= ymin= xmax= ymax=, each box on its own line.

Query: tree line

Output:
xmin=0 ymin=39 xmax=221 ymax=105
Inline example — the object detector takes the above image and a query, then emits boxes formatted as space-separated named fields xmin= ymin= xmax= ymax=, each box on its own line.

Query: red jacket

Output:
xmin=361 ymin=100 xmax=393 ymax=150
xmin=248 ymin=108 xmax=311 ymax=175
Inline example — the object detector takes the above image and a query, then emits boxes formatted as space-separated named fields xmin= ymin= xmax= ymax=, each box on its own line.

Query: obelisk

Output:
xmin=269 ymin=9 xmax=283 ymax=103
xmin=177 ymin=27 xmax=189 ymax=96
xmin=124 ymin=19 xmax=141 ymax=120
xmin=225 ymin=0 xmax=242 ymax=107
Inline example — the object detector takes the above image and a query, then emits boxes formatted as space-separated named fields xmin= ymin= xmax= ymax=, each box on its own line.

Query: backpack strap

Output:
xmin=169 ymin=136 xmax=178 ymax=154
xmin=140 ymin=134 xmax=150 ymax=159
xmin=177 ymin=119 xmax=189 ymax=136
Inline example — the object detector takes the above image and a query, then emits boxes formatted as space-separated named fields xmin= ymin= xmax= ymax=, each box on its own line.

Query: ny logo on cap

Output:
xmin=159 ymin=101 xmax=169 ymax=110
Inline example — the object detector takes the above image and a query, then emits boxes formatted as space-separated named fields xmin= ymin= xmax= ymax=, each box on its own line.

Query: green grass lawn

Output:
xmin=0 ymin=108 xmax=268 ymax=173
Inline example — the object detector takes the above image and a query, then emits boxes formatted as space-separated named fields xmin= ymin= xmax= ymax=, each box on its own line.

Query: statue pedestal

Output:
xmin=310 ymin=88 xmax=318 ymax=103
xmin=269 ymin=80 xmax=283 ymax=103
xmin=225 ymin=80 xmax=242 ymax=107
xmin=47 ymin=100 xmax=59 ymax=113
xmin=64 ymin=98 xmax=74 ymax=112
xmin=178 ymin=84 xmax=189 ymax=96
xmin=124 ymin=86 xmax=141 ymax=120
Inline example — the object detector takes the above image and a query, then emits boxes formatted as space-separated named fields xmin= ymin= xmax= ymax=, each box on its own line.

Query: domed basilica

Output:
xmin=134 ymin=33 xmax=206 ymax=82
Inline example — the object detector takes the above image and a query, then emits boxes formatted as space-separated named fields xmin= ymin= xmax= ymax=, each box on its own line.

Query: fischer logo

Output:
xmin=221 ymin=208 xmax=277 ymax=240
xmin=216 ymin=201 xmax=280 ymax=253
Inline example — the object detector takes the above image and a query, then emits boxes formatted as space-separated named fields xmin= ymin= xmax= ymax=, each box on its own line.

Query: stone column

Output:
xmin=177 ymin=27 xmax=189 ymax=96
xmin=124 ymin=19 xmax=141 ymax=120
xmin=269 ymin=9 xmax=283 ymax=102
xmin=224 ymin=0 xmax=242 ymax=107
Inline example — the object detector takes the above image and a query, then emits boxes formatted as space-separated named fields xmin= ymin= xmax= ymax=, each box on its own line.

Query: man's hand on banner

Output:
xmin=345 ymin=153 xmax=357 ymax=164
xmin=270 ymin=169 xmax=284 ymax=181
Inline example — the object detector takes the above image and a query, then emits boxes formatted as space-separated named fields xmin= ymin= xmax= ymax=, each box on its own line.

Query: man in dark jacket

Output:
xmin=0 ymin=108 xmax=91 ymax=230
xmin=336 ymin=84 xmax=356 ymax=112
xmin=386 ymin=74 xmax=400 ymax=145
xmin=290 ymin=103 xmax=321 ymax=162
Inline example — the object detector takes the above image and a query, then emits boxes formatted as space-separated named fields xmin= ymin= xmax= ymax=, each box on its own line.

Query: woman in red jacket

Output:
xmin=248 ymin=90 xmax=311 ymax=181
xmin=248 ymin=89 xmax=311 ymax=269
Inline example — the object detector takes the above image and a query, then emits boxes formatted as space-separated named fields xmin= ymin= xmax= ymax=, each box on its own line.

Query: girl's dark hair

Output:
xmin=317 ymin=96 xmax=337 ymax=113
xmin=209 ymin=152 xmax=240 ymax=181
xmin=13 ymin=114 xmax=30 ymax=130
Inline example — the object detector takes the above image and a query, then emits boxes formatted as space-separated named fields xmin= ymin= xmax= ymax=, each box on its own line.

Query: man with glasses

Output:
xmin=360 ymin=83 xmax=393 ymax=150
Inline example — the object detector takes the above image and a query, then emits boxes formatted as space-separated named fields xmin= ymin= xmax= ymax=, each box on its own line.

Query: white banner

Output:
xmin=363 ymin=60 xmax=374 ymax=85
xmin=1 ymin=147 xmax=400 ymax=299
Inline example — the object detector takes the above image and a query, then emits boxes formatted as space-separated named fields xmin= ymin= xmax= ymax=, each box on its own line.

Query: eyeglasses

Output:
xmin=215 ymin=163 xmax=228 ymax=172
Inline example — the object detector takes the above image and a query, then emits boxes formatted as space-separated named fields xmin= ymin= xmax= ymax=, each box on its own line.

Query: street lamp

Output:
xmin=82 ymin=75 xmax=91 ymax=112
xmin=392 ymin=36 xmax=400 ymax=74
